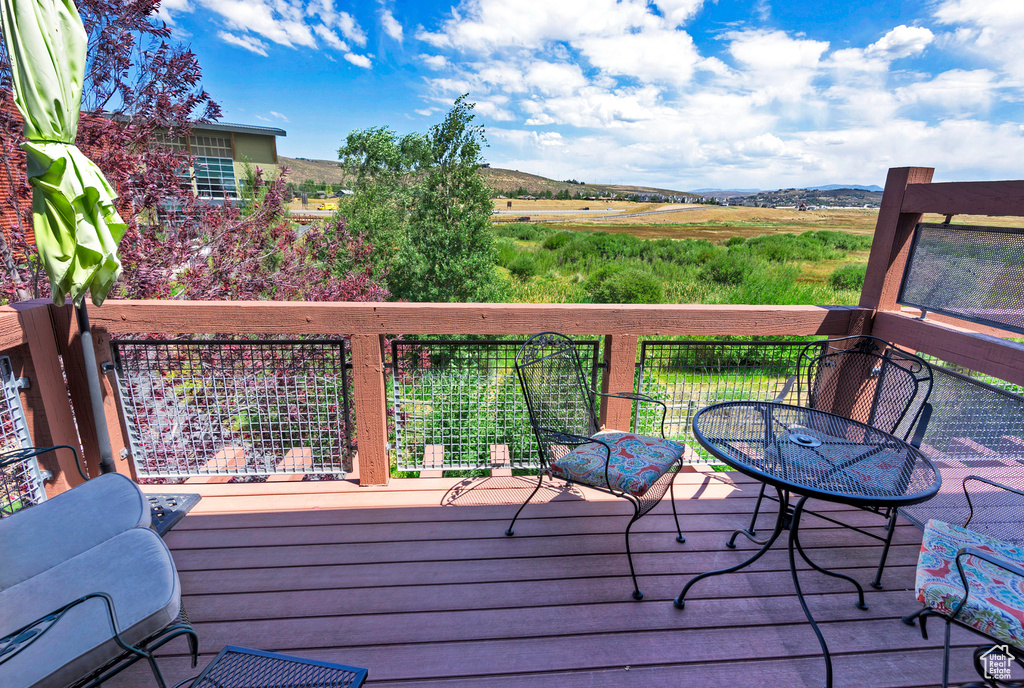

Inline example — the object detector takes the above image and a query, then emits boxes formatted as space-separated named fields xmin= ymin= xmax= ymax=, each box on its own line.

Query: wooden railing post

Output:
xmin=351 ymin=334 xmax=389 ymax=485
xmin=859 ymin=166 xmax=935 ymax=313
xmin=11 ymin=301 xmax=85 ymax=491
xmin=600 ymin=334 xmax=638 ymax=431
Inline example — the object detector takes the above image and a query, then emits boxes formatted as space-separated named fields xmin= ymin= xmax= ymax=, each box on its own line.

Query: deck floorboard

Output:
xmin=107 ymin=472 xmax=990 ymax=687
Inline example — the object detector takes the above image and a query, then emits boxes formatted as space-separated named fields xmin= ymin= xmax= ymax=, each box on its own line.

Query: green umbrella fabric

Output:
xmin=1 ymin=0 xmax=126 ymax=307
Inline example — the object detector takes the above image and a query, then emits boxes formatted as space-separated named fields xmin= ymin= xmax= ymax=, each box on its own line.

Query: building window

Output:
xmin=189 ymin=134 xmax=233 ymax=159
xmin=193 ymin=156 xmax=237 ymax=198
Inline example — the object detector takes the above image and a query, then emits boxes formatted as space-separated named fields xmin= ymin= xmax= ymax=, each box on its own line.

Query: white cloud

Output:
xmin=314 ymin=25 xmax=349 ymax=51
xmin=381 ymin=9 xmax=404 ymax=42
xmin=897 ymin=69 xmax=1000 ymax=112
xmin=415 ymin=108 xmax=437 ymax=116
xmin=217 ymin=31 xmax=269 ymax=56
xmin=156 ymin=0 xmax=192 ymax=24
xmin=270 ymin=111 xmax=290 ymax=122
xmin=167 ymin=0 xmax=370 ymax=56
xmin=866 ymin=25 xmax=934 ymax=60
xmin=655 ymin=0 xmax=704 ymax=26
xmin=934 ymin=0 xmax=1024 ymax=84
xmin=577 ymin=28 xmax=703 ymax=86
xmin=335 ymin=11 xmax=368 ymax=46
xmin=344 ymin=52 xmax=372 ymax=68
xmin=419 ymin=54 xmax=449 ymax=70
xmin=203 ymin=0 xmax=316 ymax=49
xmin=254 ymin=114 xmax=271 ymax=122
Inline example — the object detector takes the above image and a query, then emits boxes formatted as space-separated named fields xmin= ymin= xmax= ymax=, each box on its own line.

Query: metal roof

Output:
xmin=192 ymin=122 xmax=287 ymax=137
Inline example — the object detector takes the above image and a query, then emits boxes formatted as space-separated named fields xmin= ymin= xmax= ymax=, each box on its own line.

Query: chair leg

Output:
xmin=871 ymin=508 xmax=899 ymax=589
xmin=669 ymin=465 xmax=685 ymax=544
xmin=902 ymin=604 xmax=928 ymax=627
xmin=942 ymin=618 xmax=952 ymax=688
xmin=624 ymin=507 xmax=644 ymax=601
xmin=506 ymin=471 xmax=545 ymax=536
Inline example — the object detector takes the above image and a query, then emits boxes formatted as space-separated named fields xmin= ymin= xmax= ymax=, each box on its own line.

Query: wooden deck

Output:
xmin=111 ymin=470 xmax=991 ymax=688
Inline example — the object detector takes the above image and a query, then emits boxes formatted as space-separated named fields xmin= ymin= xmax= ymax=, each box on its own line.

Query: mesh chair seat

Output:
xmin=550 ymin=430 xmax=687 ymax=497
xmin=916 ymin=519 xmax=1024 ymax=648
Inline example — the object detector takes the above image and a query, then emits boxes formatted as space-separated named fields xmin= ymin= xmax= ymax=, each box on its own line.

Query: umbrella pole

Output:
xmin=75 ymin=303 xmax=117 ymax=475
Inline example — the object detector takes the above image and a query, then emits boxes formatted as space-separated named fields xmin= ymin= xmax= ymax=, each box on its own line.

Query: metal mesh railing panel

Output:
xmin=899 ymin=223 xmax=1024 ymax=335
xmin=391 ymin=338 xmax=600 ymax=471
xmin=0 ymin=356 xmax=46 ymax=515
xmin=113 ymin=340 xmax=352 ymax=479
xmin=636 ymin=340 xmax=814 ymax=464
xmin=899 ymin=360 xmax=1024 ymax=542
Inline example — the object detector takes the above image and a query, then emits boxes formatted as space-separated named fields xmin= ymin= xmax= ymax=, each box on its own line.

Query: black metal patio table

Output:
xmin=674 ymin=401 xmax=940 ymax=688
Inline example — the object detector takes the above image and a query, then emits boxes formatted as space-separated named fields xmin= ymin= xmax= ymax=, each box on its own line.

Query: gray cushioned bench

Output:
xmin=0 ymin=473 xmax=192 ymax=688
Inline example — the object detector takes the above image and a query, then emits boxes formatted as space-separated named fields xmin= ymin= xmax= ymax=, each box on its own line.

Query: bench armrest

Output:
xmin=0 ymin=592 xmax=147 ymax=668
xmin=963 ymin=475 xmax=1024 ymax=530
xmin=951 ymin=546 xmax=1024 ymax=621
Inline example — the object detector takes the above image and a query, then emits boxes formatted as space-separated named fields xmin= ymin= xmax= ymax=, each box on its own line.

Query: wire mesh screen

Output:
xmin=636 ymin=340 xmax=817 ymax=464
xmin=899 ymin=360 xmax=1024 ymax=542
xmin=113 ymin=340 xmax=353 ymax=479
xmin=0 ymin=356 xmax=46 ymax=515
xmin=391 ymin=338 xmax=600 ymax=471
xmin=899 ymin=223 xmax=1024 ymax=335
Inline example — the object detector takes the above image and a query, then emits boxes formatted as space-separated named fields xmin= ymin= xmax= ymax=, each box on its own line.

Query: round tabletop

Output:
xmin=692 ymin=401 xmax=941 ymax=508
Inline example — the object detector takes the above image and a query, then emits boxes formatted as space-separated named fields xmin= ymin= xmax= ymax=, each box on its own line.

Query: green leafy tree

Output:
xmin=336 ymin=96 xmax=503 ymax=302
xmin=406 ymin=95 xmax=502 ymax=302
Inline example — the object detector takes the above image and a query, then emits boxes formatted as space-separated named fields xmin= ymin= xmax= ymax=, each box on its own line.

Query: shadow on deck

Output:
xmin=111 ymin=471 xmax=988 ymax=687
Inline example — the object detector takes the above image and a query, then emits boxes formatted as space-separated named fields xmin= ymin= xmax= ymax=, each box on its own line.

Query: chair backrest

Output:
xmin=797 ymin=335 xmax=933 ymax=441
xmin=515 ymin=333 xmax=599 ymax=463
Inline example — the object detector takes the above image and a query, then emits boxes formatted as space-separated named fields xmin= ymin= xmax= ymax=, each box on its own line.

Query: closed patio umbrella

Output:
xmin=1 ymin=0 xmax=127 ymax=474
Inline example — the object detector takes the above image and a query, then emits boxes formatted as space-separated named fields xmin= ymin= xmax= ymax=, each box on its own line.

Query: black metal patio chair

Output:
xmin=506 ymin=331 xmax=689 ymax=600
xmin=731 ymin=334 xmax=933 ymax=588
xmin=902 ymin=477 xmax=1024 ymax=687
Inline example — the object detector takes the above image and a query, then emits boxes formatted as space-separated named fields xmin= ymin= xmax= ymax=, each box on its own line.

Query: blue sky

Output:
xmin=159 ymin=0 xmax=1024 ymax=190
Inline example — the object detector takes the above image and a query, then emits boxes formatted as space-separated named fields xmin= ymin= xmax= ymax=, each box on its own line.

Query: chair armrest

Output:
xmin=771 ymin=375 xmax=798 ymax=404
xmin=951 ymin=546 xmax=1024 ymax=621
xmin=0 ymin=445 xmax=86 ymax=481
xmin=963 ymin=475 xmax=1024 ymax=530
xmin=0 ymin=592 xmax=147 ymax=668
xmin=595 ymin=391 xmax=668 ymax=437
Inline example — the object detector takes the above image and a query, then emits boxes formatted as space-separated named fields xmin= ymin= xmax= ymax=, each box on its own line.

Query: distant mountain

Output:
xmin=808 ymin=184 xmax=883 ymax=192
xmin=727 ymin=186 xmax=883 ymax=208
xmin=692 ymin=188 xmax=761 ymax=194
xmin=280 ymin=156 xmax=695 ymax=199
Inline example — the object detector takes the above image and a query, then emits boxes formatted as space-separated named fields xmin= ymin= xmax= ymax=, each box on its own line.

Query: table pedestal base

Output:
xmin=674 ymin=487 xmax=868 ymax=688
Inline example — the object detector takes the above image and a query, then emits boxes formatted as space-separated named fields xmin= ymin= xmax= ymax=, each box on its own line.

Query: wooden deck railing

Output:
xmin=2 ymin=166 xmax=1024 ymax=492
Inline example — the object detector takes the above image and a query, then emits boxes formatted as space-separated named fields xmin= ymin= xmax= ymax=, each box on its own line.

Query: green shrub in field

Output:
xmin=542 ymin=232 xmax=573 ymax=250
xmin=700 ymin=252 xmax=763 ymax=285
xmin=590 ymin=267 xmax=664 ymax=303
xmin=829 ymin=263 xmax=868 ymax=290
xmin=811 ymin=230 xmax=872 ymax=252
xmin=508 ymin=253 xmax=539 ymax=280
xmin=494 ymin=223 xmax=543 ymax=241
xmin=494 ymin=238 xmax=519 ymax=268
xmin=725 ymin=236 xmax=746 ymax=247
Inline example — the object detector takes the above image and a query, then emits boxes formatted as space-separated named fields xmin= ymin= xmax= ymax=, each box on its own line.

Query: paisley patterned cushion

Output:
xmin=548 ymin=430 xmax=687 ymax=496
xmin=916 ymin=519 xmax=1024 ymax=648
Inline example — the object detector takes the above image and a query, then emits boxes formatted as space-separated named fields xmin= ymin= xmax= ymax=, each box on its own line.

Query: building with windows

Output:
xmin=170 ymin=122 xmax=287 ymax=200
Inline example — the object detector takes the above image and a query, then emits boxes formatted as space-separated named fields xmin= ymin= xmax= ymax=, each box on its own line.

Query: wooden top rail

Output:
xmin=901 ymin=180 xmax=1024 ymax=217
xmin=0 ymin=306 xmax=28 ymax=351
xmin=86 ymin=300 xmax=866 ymax=337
